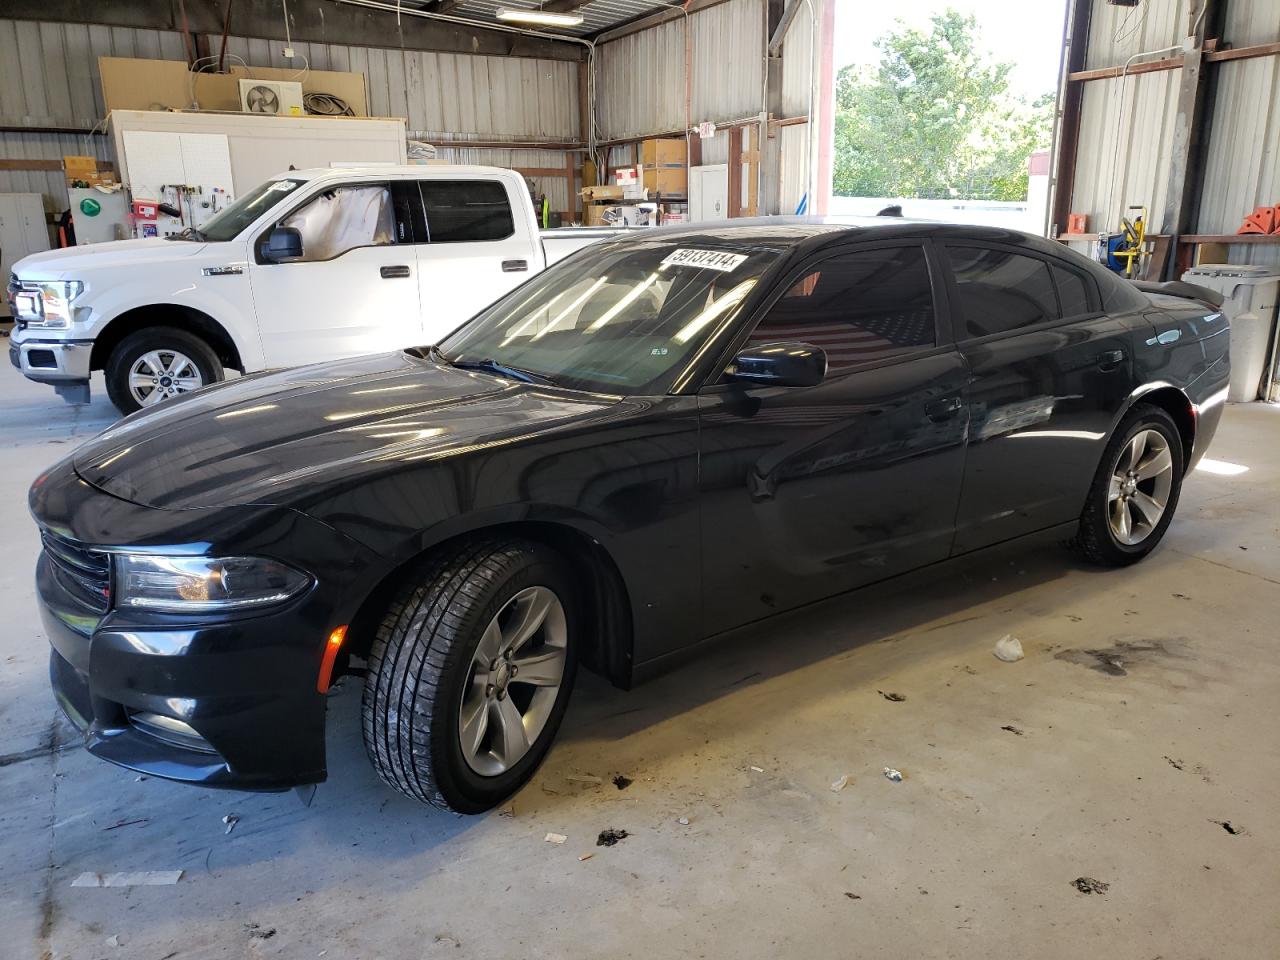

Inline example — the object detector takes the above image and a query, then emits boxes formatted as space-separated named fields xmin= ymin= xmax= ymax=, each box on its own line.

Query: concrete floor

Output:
xmin=1 ymin=361 xmax=1277 ymax=960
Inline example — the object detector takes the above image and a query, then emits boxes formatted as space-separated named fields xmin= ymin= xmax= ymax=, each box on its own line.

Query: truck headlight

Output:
xmin=115 ymin=555 xmax=312 ymax=613
xmin=17 ymin=280 xmax=85 ymax=328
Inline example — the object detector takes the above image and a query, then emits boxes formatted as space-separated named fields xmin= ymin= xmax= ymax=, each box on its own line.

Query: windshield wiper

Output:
xmin=165 ymin=226 xmax=205 ymax=241
xmin=447 ymin=356 xmax=555 ymax=385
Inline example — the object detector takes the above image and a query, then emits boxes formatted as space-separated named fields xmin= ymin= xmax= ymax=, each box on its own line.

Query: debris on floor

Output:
xmin=578 ymin=853 xmax=594 ymax=862
xmin=222 ymin=814 xmax=240 ymax=835
xmin=1211 ymin=820 xmax=1244 ymax=836
xmin=1054 ymin=639 xmax=1184 ymax=677
xmin=245 ymin=923 xmax=276 ymax=940
xmin=676 ymin=817 xmax=690 ymax=825
xmin=1164 ymin=756 xmax=1184 ymax=770
xmin=596 ymin=828 xmax=630 ymax=847
xmin=497 ymin=806 xmax=515 ymax=818
xmin=843 ymin=892 xmax=861 ymax=900
xmin=612 ymin=774 xmax=633 ymax=790
xmin=1072 ymin=877 xmax=1109 ymax=895
xmin=883 ymin=767 xmax=904 ymax=782
xmin=103 ymin=817 xmax=149 ymax=831
xmin=566 ymin=774 xmax=603 ymax=786
xmin=433 ymin=934 xmax=462 ymax=948
xmin=71 ymin=871 xmax=183 ymax=887
xmin=877 ymin=690 xmax=906 ymax=702
xmin=106 ymin=934 xmax=121 ymax=948
xmin=749 ymin=765 xmax=764 ymax=773
xmin=1001 ymin=725 xmax=1024 ymax=736
xmin=993 ymin=635 xmax=1024 ymax=662
xmin=829 ymin=774 xmax=851 ymax=792
xmin=544 ymin=832 xmax=567 ymax=845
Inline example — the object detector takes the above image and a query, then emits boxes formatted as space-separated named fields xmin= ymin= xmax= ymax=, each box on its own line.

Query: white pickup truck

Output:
xmin=7 ymin=165 xmax=622 ymax=413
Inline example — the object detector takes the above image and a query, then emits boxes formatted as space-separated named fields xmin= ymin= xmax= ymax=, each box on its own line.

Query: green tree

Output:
xmin=833 ymin=9 xmax=1053 ymax=201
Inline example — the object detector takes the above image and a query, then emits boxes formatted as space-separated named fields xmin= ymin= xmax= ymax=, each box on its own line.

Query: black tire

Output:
xmin=1070 ymin=403 xmax=1185 ymax=566
xmin=104 ymin=326 xmax=224 ymax=415
xmin=362 ymin=539 xmax=579 ymax=812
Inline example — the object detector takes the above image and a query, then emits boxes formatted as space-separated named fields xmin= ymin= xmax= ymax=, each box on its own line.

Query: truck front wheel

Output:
xmin=105 ymin=327 xmax=224 ymax=415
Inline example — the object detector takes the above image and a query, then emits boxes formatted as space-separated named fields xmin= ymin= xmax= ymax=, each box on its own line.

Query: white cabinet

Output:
xmin=0 ymin=193 xmax=50 ymax=315
xmin=689 ymin=165 xmax=729 ymax=223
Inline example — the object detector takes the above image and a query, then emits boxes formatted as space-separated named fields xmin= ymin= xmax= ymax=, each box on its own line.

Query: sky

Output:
xmin=833 ymin=0 xmax=1070 ymax=101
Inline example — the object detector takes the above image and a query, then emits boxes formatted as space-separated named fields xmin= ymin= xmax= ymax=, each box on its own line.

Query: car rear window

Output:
xmin=419 ymin=180 xmax=515 ymax=243
xmin=947 ymin=246 xmax=1058 ymax=338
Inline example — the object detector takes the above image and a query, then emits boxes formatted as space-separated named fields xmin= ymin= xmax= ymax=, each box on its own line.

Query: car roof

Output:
xmin=280 ymin=164 xmax=523 ymax=181
xmin=604 ymin=215 xmax=1073 ymax=260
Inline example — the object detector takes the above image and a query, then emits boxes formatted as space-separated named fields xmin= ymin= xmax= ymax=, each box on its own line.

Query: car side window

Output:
xmin=947 ymin=246 xmax=1058 ymax=338
xmin=279 ymin=183 xmax=395 ymax=262
xmin=1053 ymin=263 xmax=1094 ymax=318
xmin=419 ymin=180 xmax=515 ymax=243
xmin=744 ymin=245 xmax=936 ymax=372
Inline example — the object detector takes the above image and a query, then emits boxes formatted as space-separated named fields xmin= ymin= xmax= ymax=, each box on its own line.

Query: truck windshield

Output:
xmin=196 ymin=178 xmax=306 ymax=242
xmin=439 ymin=237 xmax=785 ymax=395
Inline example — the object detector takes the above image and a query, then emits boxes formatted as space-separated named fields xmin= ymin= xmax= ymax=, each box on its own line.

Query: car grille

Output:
xmin=41 ymin=531 xmax=111 ymax=614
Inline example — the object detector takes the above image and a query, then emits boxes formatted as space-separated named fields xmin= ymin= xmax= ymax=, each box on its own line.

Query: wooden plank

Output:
xmin=1142 ymin=235 xmax=1173 ymax=281
xmin=744 ymin=126 xmax=759 ymax=217
xmin=727 ymin=125 xmax=743 ymax=218
xmin=1205 ymin=41 xmax=1280 ymax=64
xmin=1181 ymin=233 xmax=1280 ymax=244
xmin=512 ymin=167 xmax=573 ymax=178
xmin=1068 ymin=56 xmax=1182 ymax=83
xmin=0 ymin=159 xmax=63 ymax=172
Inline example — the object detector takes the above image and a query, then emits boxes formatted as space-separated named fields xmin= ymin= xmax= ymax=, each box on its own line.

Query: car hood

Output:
xmin=13 ymin=238 xmax=214 ymax=280
xmin=71 ymin=351 xmax=619 ymax=510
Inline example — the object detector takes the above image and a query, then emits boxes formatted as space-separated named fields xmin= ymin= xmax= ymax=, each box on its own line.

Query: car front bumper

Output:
xmin=10 ymin=331 xmax=93 ymax=384
xmin=32 ymin=461 xmax=383 ymax=792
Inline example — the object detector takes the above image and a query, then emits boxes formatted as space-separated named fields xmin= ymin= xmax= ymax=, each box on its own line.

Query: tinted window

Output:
xmin=747 ymin=246 xmax=936 ymax=371
xmin=420 ymin=180 xmax=515 ymax=242
xmin=1053 ymin=263 xmax=1093 ymax=317
xmin=948 ymin=247 xmax=1057 ymax=338
xmin=280 ymin=184 xmax=394 ymax=261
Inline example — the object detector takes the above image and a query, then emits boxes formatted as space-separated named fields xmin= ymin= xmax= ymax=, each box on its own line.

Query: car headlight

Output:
xmin=16 ymin=280 xmax=85 ymax=328
xmin=115 ymin=555 xmax=312 ymax=612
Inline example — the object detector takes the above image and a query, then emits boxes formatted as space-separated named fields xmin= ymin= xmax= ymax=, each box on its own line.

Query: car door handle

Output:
xmin=1097 ymin=348 xmax=1126 ymax=371
xmin=924 ymin=396 xmax=964 ymax=422
xmin=502 ymin=259 xmax=529 ymax=273
xmin=380 ymin=265 xmax=411 ymax=279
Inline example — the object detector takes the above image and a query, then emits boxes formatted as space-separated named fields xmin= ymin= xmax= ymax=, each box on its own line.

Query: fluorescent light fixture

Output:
xmin=496 ymin=7 xmax=585 ymax=27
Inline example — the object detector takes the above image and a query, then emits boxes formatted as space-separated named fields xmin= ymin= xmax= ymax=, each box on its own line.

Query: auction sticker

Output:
xmin=660 ymin=248 xmax=748 ymax=272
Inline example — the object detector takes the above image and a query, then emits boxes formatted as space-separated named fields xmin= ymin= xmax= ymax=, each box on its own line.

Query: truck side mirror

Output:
xmin=264 ymin=226 xmax=304 ymax=262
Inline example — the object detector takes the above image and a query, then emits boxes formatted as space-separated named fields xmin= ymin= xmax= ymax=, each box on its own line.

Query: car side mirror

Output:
xmin=264 ymin=226 xmax=303 ymax=262
xmin=727 ymin=341 xmax=827 ymax=388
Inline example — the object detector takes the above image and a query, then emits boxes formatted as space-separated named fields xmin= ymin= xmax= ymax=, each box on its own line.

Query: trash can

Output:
xmin=1181 ymin=264 xmax=1280 ymax=402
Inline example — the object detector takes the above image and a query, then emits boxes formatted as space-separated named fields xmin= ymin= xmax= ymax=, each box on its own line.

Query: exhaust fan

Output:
xmin=238 ymin=80 xmax=305 ymax=116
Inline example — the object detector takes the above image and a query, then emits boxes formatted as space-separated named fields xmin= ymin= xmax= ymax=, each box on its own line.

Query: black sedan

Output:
xmin=30 ymin=218 xmax=1229 ymax=812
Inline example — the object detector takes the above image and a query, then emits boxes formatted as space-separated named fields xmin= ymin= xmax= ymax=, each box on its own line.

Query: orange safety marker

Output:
xmin=1238 ymin=205 xmax=1276 ymax=235
xmin=317 ymin=625 xmax=348 ymax=693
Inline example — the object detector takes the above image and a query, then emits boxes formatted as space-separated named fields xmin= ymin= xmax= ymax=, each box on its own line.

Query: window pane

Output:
xmin=421 ymin=180 xmax=515 ymax=243
xmin=1054 ymin=264 xmax=1092 ymax=317
xmin=282 ymin=184 xmax=393 ymax=261
xmin=949 ymin=247 xmax=1057 ymax=337
xmin=748 ymin=246 xmax=936 ymax=370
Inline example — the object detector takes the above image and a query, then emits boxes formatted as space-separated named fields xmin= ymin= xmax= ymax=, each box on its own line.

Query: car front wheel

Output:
xmin=1071 ymin=403 xmax=1185 ymax=566
xmin=104 ymin=326 xmax=223 ymax=415
xmin=362 ymin=539 xmax=578 ymax=812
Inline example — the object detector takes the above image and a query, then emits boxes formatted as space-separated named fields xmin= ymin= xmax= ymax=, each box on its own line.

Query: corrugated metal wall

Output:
xmin=780 ymin=0 xmax=814 ymax=118
xmin=220 ymin=35 xmax=579 ymax=141
xmin=596 ymin=0 xmax=766 ymax=140
xmin=1066 ymin=0 xmax=1280 ymax=267
xmin=0 ymin=17 xmax=580 ymax=215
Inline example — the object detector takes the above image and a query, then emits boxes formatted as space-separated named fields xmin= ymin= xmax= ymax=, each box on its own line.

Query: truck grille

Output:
xmin=41 ymin=532 xmax=111 ymax=614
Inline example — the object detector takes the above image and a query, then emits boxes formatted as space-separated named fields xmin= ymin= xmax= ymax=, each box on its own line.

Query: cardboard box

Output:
xmin=585 ymin=204 xmax=625 ymax=226
xmin=641 ymin=138 xmax=687 ymax=195
xmin=580 ymin=184 xmax=626 ymax=201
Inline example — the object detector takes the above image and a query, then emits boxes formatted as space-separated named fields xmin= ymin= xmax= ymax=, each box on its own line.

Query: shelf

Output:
xmin=1181 ymin=233 xmax=1280 ymax=244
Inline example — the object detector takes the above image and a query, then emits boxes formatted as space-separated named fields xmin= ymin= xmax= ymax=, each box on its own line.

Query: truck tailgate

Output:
xmin=540 ymin=227 xmax=632 ymax=265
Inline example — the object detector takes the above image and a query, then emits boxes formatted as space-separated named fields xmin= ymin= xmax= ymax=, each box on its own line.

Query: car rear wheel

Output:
xmin=361 ymin=539 xmax=578 ymax=812
xmin=105 ymin=326 xmax=223 ymax=415
xmin=1070 ymin=403 xmax=1185 ymax=566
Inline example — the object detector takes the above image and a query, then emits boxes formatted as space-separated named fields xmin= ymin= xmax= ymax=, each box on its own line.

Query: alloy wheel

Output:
xmin=1108 ymin=428 xmax=1174 ymax=546
xmin=457 ymin=585 xmax=568 ymax=776
xmin=128 ymin=349 xmax=204 ymax=407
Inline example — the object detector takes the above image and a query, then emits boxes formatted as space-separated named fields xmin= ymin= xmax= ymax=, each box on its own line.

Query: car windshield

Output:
xmin=438 ymin=237 xmax=785 ymax=395
xmin=196 ymin=178 xmax=306 ymax=242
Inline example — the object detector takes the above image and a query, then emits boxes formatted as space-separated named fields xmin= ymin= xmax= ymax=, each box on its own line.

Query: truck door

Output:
xmin=249 ymin=180 xmax=422 ymax=367
xmin=409 ymin=178 xmax=537 ymax=344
